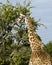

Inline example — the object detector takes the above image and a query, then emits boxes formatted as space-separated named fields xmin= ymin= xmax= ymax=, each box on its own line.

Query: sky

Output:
xmin=0 ymin=0 xmax=52 ymax=43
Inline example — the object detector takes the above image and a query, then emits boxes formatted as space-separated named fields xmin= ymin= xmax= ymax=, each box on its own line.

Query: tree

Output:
xmin=43 ymin=41 xmax=52 ymax=64
xmin=43 ymin=41 xmax=52 ymax=57
xmin=0 ymin=0 xmax=42 ymax=65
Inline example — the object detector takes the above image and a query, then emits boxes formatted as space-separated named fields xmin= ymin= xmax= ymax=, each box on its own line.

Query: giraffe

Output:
xmin=15 ymin=14 xmax=51 ymax=65
xmin=24 ymin=15 xmax=51 ymax=65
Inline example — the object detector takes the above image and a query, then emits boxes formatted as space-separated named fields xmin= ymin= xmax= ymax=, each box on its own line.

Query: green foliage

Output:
xmin=10 ymin=44 xmax=31 ymax=65
xmin=0 ymin=43 xmax=31 ymax=65
xmin=0 ymin=4 xmax=17 ymax=22
xmin=0 ymin=0 xmax=32 ymax=65
xmin=43 ymin=41 xmax=52 ymax=57
xmin=0 ymin=0 xmax=46 ymax=65
xmin=0 ymin=0 xmax=31 ymax=23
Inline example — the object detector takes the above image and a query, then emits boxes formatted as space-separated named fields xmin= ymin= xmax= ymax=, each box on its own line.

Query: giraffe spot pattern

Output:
xmin=26 ymin=16 xmax=51 ymax=65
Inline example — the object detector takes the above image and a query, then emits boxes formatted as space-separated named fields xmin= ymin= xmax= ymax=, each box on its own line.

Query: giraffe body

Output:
xmin=25 ymin=16 xmax=51 ymax=65
xmin=29 ymin=50 xmax=51 ymax=65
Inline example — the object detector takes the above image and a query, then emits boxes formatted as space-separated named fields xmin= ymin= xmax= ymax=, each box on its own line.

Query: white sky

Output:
xmin=0 ymin=0 xmax=52 ymax=43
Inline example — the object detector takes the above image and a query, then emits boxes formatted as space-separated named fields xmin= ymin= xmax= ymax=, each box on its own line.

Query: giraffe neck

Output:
xmin=26 ymin=18 xmax=42 ymax=52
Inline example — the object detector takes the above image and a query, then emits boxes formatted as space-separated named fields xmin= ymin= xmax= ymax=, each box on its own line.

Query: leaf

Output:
xmin=23 ymin=0 xmax=27 ymax=5
xmin=26 ymin=1 xmax=31 ymax=8
xmin=38 ymin=22 xmax=47 ymax=29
